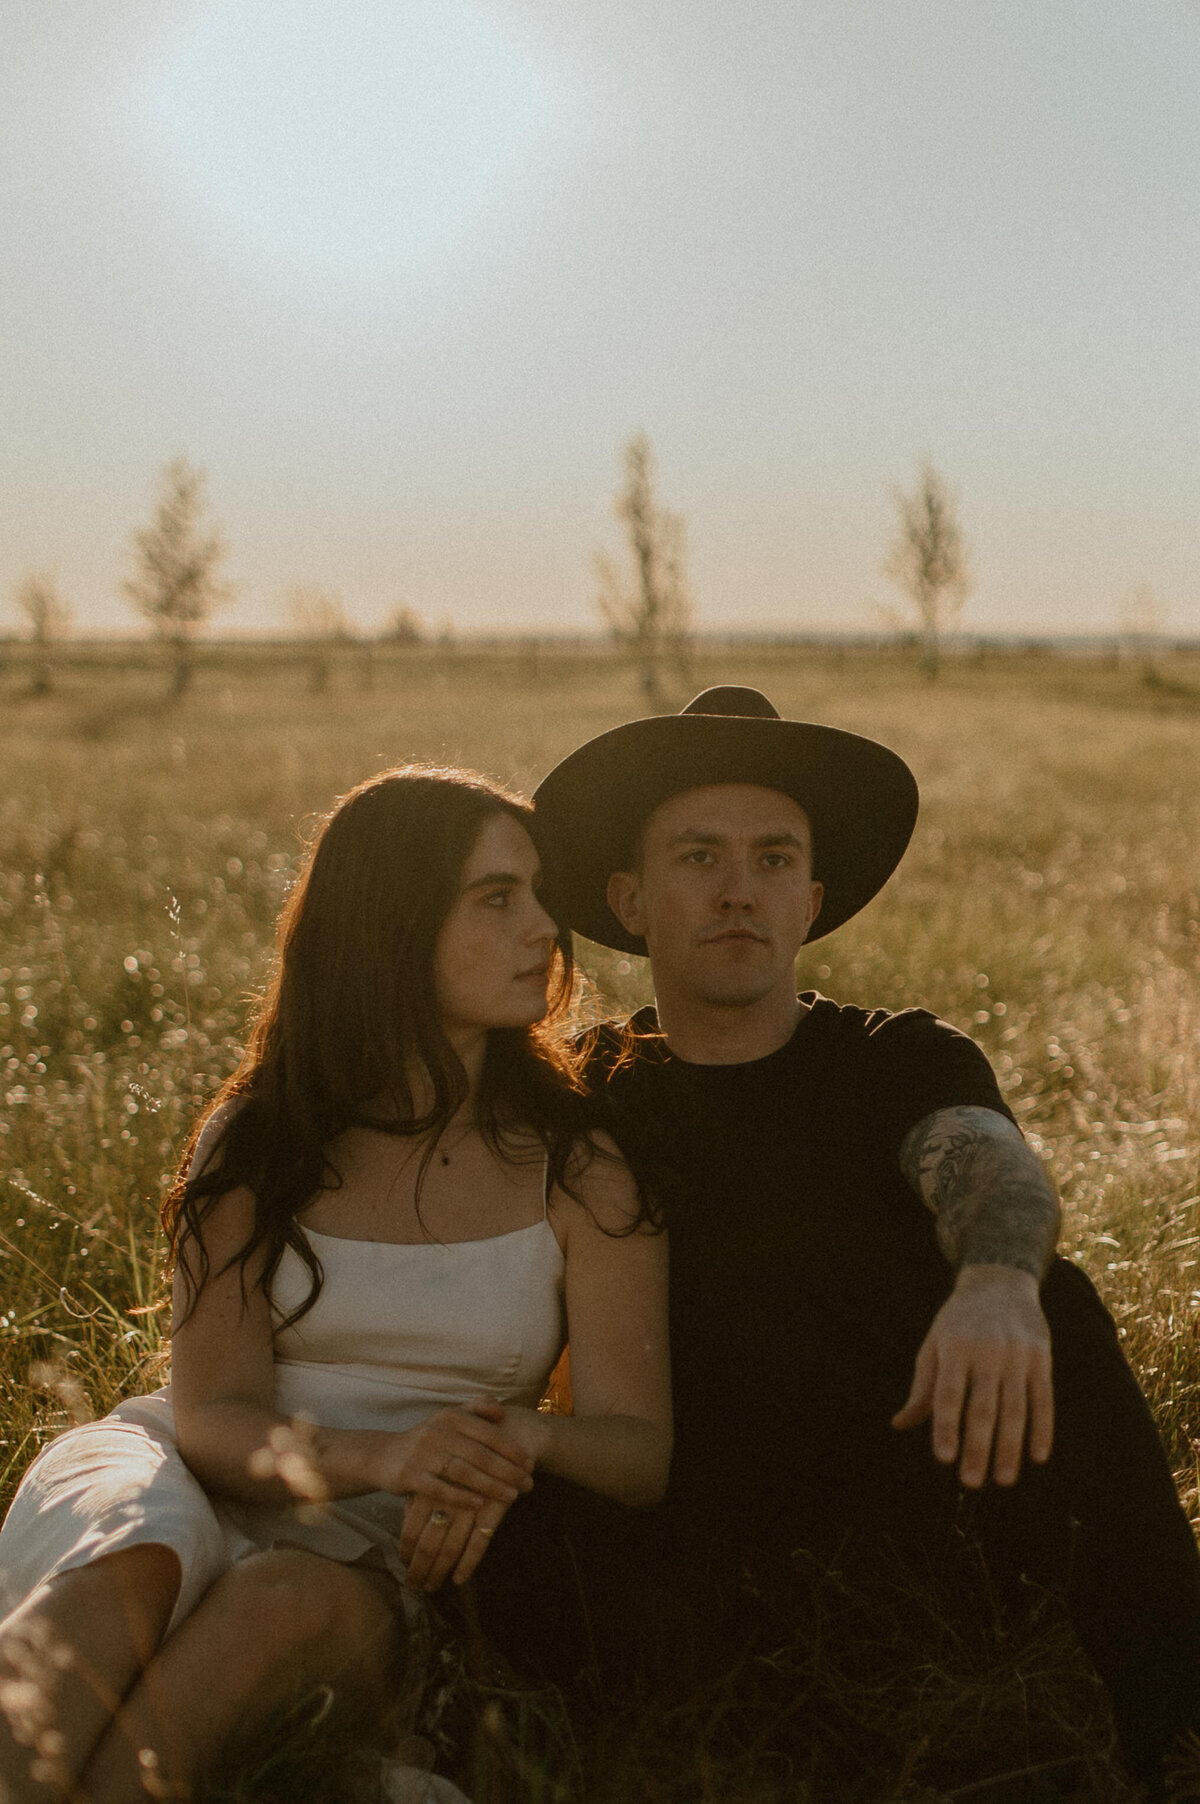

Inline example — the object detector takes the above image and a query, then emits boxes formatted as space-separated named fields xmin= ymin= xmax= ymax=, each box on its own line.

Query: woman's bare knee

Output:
xmin=0 ymin=1547 xmax=180 ymax=1802
xmin=2 ymin=1545 xmax=179 ymax=1683
xmin=90 ymin=1544 xmax=181 ymax=1651
xmin=203 ymin=1550 xmax=397 ymax=1659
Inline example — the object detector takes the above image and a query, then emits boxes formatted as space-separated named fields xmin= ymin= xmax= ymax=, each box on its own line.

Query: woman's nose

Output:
xmin=528 ymin=897 xmax=559 ymax=942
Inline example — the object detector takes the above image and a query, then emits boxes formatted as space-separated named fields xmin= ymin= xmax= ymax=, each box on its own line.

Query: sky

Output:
xmin=2 ymin=0 xmax=1200 ymax=639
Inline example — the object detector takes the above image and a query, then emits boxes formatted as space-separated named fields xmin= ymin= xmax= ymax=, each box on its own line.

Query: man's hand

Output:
xmin=891 ymin=1264 xmax=1053 ymax=1487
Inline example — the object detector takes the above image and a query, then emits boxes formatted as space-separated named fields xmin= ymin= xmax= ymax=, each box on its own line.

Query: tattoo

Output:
xmin=898 ymin=1105 xmax=1059 ymax=1279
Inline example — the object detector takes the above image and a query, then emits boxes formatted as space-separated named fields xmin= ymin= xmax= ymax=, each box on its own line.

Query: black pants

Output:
xmin=471 ymin=1260 xmax=1200 ymax=1779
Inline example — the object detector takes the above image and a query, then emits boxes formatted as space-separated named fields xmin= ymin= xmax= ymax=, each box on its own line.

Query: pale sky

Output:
xmin=3 ymin=0 xmax=1200 ymax=638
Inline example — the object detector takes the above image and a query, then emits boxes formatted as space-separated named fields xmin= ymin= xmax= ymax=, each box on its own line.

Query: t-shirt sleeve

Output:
xmin=861 ymin=1007 xmax=1017 ymax=1164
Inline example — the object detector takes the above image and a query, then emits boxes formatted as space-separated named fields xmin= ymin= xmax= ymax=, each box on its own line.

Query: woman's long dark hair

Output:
xmin=163 ymin=764 xmax=591 ymax=1327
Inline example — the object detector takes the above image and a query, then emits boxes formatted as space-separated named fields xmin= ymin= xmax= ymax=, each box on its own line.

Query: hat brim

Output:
xmin=531 ymin=714 xmax=919 ymax=955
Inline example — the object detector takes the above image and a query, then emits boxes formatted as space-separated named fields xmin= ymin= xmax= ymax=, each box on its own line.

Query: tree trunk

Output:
xmin=171 ymin=644 xmax=193 ymax=698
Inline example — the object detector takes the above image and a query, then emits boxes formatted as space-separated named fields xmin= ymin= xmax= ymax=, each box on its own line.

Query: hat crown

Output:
xmin=681 ymin=685 xmax=780 ymax=720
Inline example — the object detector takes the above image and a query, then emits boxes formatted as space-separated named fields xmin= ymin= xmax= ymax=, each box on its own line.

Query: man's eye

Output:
xmin=683 ymin=849 xmax=712 ymax=864
xmin=762 ymin=853 xmax=792 ymax=869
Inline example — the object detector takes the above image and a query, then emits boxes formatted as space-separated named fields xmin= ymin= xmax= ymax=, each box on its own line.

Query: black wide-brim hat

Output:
xmin=532 ymin=685 xmax=919 ymax=955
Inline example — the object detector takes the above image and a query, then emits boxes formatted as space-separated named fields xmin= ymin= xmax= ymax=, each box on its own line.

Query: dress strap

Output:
xmin=542 ymin=1154 xmax=552 ymax=1218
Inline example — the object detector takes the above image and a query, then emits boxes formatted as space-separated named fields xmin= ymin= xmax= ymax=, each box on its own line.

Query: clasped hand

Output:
xmin=891 ymin=1264 xmax=1053 ymax=1488
xmin=394 ymin=1402 xmax=544 ymax=1592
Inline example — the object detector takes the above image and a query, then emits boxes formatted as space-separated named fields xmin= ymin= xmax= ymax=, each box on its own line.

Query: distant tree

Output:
xmin=596 ymin=433 xmax=694 ymax=707
xmin=285 ymin=585 xmax=355 ymax=694
xmin=14 ymin=571 xmax=70 ymax=696
xmin=884 ymin=460 xmax=972 ymax=681
xmin=382 ymin=604 xmax=424 ymax=645
xmin=124 ymin=458 xmax=230 ymax=698
xmin=1116 ymin=584 xmax=1169 ymax=686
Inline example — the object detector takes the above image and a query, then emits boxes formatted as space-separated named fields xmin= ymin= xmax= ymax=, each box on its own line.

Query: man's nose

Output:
xmin=717 ymin=860 xmax=755 ymax=909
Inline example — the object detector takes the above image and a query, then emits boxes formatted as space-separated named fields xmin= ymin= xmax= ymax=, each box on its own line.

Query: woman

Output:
xmin=0 ymin=765 xmax=671 ymax=1804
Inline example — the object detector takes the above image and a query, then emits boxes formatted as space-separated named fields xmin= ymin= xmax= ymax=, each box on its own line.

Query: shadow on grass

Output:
xmin=192 ymin=1558 xmax=1157 ymax=1804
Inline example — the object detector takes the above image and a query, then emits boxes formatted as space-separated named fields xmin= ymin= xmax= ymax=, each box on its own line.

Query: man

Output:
xmin=477 ymin=686 xmax=1200 ymax=1790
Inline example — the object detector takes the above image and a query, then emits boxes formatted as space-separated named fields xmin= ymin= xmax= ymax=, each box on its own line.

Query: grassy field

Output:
xmin=2 ymin=645 xmax=1199 ymax=1800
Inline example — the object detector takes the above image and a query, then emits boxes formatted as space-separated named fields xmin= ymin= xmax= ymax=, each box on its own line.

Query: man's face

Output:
xmin=606 ymin=783 xmax=824 ymax=1012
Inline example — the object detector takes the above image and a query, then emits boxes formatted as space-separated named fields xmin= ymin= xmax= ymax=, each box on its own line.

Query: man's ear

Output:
xmin=606 ymin=870 xmax=645 ymax=937
xmin=804 ymin=881 xmax=824 ymax=940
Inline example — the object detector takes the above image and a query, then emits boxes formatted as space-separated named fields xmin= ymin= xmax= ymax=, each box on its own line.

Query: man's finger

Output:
xmin=1027 ymin=1353 xmax=1055 ymax=1464
xmin=956 ymin=1376 xmax=1001 ymax=1488
xmin=891 ymin=1339 xmax=937 ymax=1429
xmin=929 ymin=1358 xmax=970 ymax=1466
xmin=987 ymin=1371 xmax=1029 ymax=1487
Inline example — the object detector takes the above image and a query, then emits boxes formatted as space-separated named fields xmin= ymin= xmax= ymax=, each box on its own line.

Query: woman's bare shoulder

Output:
xmin=188 ymin=1094 xmax=250 ymax=1180
xmin=559 ymin=1132 xmax=646 ymax=1238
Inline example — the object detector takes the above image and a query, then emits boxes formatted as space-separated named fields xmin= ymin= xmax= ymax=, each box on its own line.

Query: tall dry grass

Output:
xmin=1 ymin=647 xmax=1198 ymax=1799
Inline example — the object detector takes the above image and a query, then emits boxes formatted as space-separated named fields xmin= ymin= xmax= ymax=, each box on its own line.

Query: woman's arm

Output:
xmin=526 ymin=1140 xmax=672 ymax=1506
xmin=169 ymin=1184 xmax=535 ymax=1513
xmin=400 ymin=1140 xmax=671 ymax=1593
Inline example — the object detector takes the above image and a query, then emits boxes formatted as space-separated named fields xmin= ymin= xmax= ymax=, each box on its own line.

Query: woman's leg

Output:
xmin=78 ymin=1547 xmax=406 ymax=1804
xmin=0 ymin=1543 xmax=181 ymax=1803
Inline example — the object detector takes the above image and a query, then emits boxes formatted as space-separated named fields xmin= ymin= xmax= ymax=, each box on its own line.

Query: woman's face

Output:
xmin=432 ymin=812 xmax=559 ymax=1045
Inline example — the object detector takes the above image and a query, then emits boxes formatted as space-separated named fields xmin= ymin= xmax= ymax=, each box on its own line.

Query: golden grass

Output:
xmin=2 ymin=644 xmax=1198 ymax=1799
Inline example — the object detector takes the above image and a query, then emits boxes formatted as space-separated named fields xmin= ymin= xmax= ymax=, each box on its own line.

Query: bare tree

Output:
xmin=884 ymin=460 xmax=971 ymax=681
xmin=286 ymin=584 xmax=355 ymax=694
xmin=14 ymin=571 xmax=70 ymax=696
xmin=382 ymin=604 xmax=424 ymax=645
xmin=596 ymin=433 xmax=694 ymax=706
xmin=124 ymin=458 xmax=230 ymax=697
xmin=1116 ymin=584 xmax=1169 ymax=686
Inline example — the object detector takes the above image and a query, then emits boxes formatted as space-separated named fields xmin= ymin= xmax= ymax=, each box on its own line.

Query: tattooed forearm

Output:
xmin=898 ymin=1105 xmax=1060 ymax=1279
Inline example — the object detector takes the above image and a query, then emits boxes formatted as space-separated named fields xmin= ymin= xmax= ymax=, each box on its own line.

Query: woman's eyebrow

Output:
xmin=461 ymin=869 xmax=525 ymax=892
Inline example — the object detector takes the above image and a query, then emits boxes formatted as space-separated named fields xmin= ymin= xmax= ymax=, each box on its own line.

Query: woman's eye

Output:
xmin=484 ymin=890 xmax=511 ymax=908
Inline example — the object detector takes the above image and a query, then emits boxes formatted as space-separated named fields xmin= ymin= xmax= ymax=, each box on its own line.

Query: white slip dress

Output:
xmin=0 ymin=1214 xmax=565 ymax=1636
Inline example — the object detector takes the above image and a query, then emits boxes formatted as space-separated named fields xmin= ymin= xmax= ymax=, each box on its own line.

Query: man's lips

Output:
xmin=702 ymin=929 xmax=768 ymax=946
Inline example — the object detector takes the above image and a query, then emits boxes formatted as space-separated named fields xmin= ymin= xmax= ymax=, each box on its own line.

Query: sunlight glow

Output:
xmin=147 ymin=0 xmax=569 ymax=275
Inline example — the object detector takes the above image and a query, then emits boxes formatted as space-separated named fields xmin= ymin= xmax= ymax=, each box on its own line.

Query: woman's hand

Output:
xmin=397 ymin=1405 xmax=548 ymax=1590
xmin=477 ymin=1402 xmax=551 ymax=1467
xmin=399 ymin=1491 xmax=511 ymax=1592
xmin=372 ymin=1403 xmax=535 ymax=1511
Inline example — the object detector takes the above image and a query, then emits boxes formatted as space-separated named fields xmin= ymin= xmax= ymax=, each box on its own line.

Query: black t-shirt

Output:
xmin=586 ymin=992 xmax=1016 ymax=1520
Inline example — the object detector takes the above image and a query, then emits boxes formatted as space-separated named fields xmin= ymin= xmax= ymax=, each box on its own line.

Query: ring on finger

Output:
xmin=429 ymin=1509 xmax=451 ymax=1528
